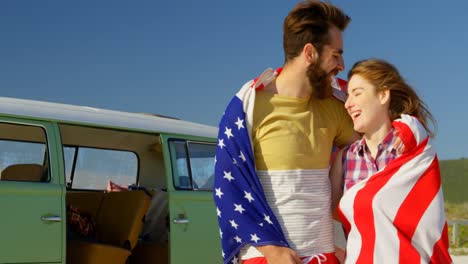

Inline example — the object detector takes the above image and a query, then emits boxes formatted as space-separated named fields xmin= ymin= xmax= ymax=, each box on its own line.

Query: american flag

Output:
xmin=213 ymin=68 xmax=289 ymax=264
xmin=338 ymin=115 xmax=452 ymax=264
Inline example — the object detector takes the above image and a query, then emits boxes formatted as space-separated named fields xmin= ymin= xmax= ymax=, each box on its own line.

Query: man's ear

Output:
xmin=303 ymin=43 xmax=318 ymax=64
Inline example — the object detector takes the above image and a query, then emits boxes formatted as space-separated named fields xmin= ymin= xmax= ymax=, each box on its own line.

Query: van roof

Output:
xmin=0 ymin=97 xmax=218 ymax=138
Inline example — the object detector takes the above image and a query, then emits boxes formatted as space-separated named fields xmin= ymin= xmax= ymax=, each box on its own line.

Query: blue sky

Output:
xmin=0 ymin=0 xmax=466 ymax=160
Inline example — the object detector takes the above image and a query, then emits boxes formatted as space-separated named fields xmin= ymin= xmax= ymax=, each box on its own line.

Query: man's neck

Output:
xmin=263 ymin=64 xmax=312 ymax=99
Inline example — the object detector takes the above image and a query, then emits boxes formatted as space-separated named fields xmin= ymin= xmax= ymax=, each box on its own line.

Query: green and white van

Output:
xmin=0 ymin=97 xmax=221 ymax=264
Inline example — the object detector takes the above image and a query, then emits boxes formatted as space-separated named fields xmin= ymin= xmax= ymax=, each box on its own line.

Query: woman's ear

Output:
xmin=379 ymin=88 xmax=390 ymax=105
xmin=303 ymin=43 xmax=318 ymax=64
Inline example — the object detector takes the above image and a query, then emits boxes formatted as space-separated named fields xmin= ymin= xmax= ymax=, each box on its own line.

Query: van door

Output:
xmin=0 ymin=118 xmax=65 ymax=263
xmin=164 ymin=137 xmax=222 ymax=263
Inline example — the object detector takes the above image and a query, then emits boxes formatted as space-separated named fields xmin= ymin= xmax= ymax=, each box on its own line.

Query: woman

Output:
xmin=330 ymin=59 xmax=452 ymax=263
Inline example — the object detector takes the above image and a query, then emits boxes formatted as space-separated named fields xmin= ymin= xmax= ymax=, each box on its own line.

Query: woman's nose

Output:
xmin=345 ymin=96 xmax=352 ymax=110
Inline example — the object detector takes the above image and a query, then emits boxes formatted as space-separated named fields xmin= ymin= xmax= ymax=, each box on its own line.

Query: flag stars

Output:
xmin=223 ymin=171 xmax=235 ymax=182
xmin=235 ymin=117 xmax=245 ymax=130
xmin=264 ymin=214 xmax=273 ymax=225
xmin=234 ymin=203 xmax=246 ymax=214
xmin=215 ymin=188 xmax=224 ymax=199
xmin=224 ymin=127 xmax=234 ymax=139
xmin=229 ymin=219 xmax=239 ymax=229
xmin=250 ymin=234 xmax=261 ymax=243
xmin=232 ymin=256 xmax=239 ymax=264
xmin=239 ymin=151 xmax=246 ymax=162
xmin=216 ymin=207 xmax=222 ymax=218
xmin=234 ymin=235 xmax=242 ymax=243
xmin=244 ymin=191 xmax=255 ymax=203
xmin=219 ymin=228 xmax=223 ymax=238
xmin=218 ymin=139 xmax=226 ymax=149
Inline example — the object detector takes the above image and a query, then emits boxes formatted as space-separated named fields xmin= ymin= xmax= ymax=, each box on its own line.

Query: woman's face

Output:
xmin=345 ymin=74 xmax=389 ymax=134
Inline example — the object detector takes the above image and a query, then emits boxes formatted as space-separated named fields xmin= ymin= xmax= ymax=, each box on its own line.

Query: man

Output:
xmin=213 ymin=1 xmax=357 ymax=263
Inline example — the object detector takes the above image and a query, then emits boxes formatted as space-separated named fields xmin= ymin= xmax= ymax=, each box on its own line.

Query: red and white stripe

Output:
xmin=338 ymin=115 xmax=452 ymax=264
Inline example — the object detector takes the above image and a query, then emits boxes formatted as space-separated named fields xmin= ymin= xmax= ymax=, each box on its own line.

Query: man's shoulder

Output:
xmin=318 ymin=96 xmax=347 ymax=110
xmin=332 ymin=86 xmax=347 ymax=103
xmin=246 ymin=68 xmax=278 ymax=91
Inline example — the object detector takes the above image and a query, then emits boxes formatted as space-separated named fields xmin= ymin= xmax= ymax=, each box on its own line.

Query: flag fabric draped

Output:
xmin=214 ymin=68 xmax=348 ymax=264
xmin=338 ymin=115 xmax=452 ymax=264
xmin=214 ymin=68 xmax=289 ymax=264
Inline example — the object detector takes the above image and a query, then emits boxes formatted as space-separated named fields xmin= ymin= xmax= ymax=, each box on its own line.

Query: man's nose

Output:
xmin=337 ymin=57 xmax=345 ymax=72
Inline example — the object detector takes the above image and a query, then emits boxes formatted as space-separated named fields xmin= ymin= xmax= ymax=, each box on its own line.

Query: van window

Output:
xmin=64 ymin=146 xmax=138 ymax=190
xmin=170 ymin=140 xmax=216 ymax=190
xmin=0 ymin=123 xmax=49 ymax=182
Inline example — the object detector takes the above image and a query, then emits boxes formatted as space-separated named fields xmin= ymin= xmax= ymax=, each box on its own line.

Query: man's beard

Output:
xmin=307 ymin=59 xmax=334 ymax=99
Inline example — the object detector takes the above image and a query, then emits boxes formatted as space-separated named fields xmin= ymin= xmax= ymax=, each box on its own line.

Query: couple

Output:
xmin=213 ymin=1 xmax=451 ymax=264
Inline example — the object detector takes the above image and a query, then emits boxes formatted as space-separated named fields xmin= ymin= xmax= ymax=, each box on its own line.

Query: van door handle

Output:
xmin=173 ymin=213 xmax=189 ymax=224
xmin=173 ymin=218 xmax=189 ymax=224
xmin=41 ymin=215 xmax=62 ymax=223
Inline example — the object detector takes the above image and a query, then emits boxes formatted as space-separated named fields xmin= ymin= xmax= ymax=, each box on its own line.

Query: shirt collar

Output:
xmin=354 ymin=128 xmax=396 ymax=156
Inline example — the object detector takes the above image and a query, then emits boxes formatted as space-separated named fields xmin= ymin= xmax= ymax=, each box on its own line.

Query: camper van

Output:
xmin=0 ymin=97 xmax=221 ymax=264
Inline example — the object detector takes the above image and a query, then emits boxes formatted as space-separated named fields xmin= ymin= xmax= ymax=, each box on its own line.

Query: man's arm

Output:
xmin=330 ymin=148 xmax=345 ymax=212
xmin=344 ymin=131 xmax=361 ymax=147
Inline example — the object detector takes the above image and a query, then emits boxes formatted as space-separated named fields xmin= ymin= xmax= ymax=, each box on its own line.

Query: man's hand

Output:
xmin=256 ymin=245 xmax=303 ymax=264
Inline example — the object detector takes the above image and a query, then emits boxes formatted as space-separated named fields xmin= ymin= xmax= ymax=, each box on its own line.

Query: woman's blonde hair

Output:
xmin=348 ymin=59 xmax=436 ymax=137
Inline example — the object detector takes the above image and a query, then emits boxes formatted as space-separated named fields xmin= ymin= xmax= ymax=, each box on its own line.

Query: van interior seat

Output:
xmin=66 ymin=190 xmax=151 ymax=264
xmin=1 ymin=163 xmax=44 ymax=182
xmin=130 ymin=188 xmax=170 ymax=264
xmin=67 ymin=240 xmax=131 ymax=264
xmin=66 ymin=191 xmax=105 ymax=218
xmin=97 ymin=191 xmax=151 ymax=249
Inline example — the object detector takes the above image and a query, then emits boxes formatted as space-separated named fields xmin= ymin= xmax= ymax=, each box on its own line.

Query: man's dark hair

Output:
xmin=283 ymin=0 xmax=350 ymax=62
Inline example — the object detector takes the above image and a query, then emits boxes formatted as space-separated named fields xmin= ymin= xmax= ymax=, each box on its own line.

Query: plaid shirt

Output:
xmin=343 ymin=129 xmax=398 ymax=191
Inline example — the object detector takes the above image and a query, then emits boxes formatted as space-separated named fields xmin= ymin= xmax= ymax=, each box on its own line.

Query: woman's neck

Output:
xmin=364 ymin=120 xmax=393 ymax=159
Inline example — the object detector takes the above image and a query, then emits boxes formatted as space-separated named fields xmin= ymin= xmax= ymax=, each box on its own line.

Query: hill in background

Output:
xmin=440 ymin=158 xmax=468 ymax=204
